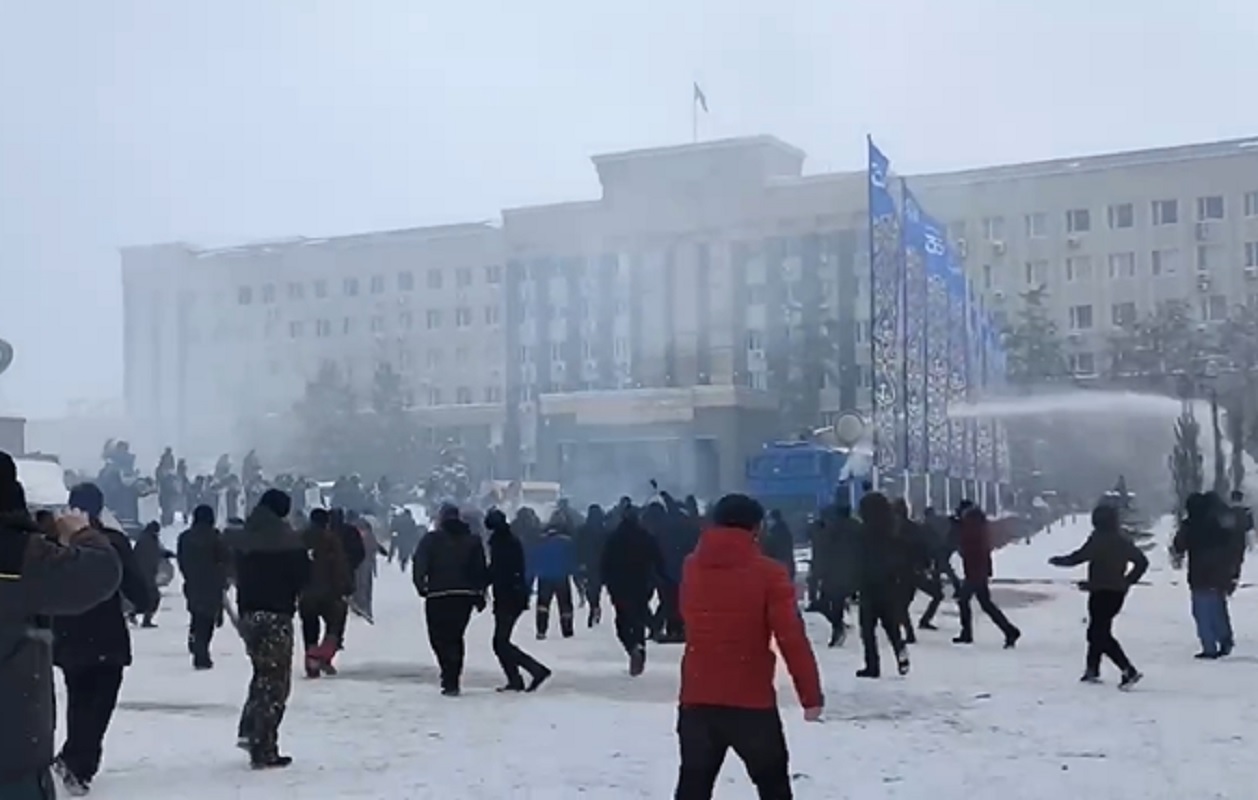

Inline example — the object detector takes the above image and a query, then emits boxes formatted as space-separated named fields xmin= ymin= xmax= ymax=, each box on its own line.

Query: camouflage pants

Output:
xmin=237 ymin=612 xmax=294 ymax=757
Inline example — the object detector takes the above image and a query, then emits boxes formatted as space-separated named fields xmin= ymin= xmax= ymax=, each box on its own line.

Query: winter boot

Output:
xmin=304 ymin=654 xmax=322 ymax=679
xmin=316 ymin=638 xmax=340 ymax=676
xmin=628 ymin=645 xmax=646 ymax=677
xmin=52 ymin=758 xmax=89 ymax=797
xmin=560 ymin=614 xmax=575 ymax=639
xmin=587 ymin=605 xmax=602 ymax=627
xmin=527 ymin=667 xmax=553 ymax=693
xmin=896 ymin=648 xmax=911 ymax=676
xmin=1080 ymin=670 xmax=1101 ymax=684
xmin=1003 ymin=629 xmax=1022 ymax=649
xmin=952 ymin=634 xmax=973 ymax=645
xmin=250 ymin=750 xmax=293 ymax=770
xmin=855 ymin=667 xmax=880 ymax=679
xmin=536 ymin=609 xmax=550 ymax=640
xmin=918 ymin=619 xmax=939 ymax=631
xmin=1118 ymin=668 xmax=1143 ymax=691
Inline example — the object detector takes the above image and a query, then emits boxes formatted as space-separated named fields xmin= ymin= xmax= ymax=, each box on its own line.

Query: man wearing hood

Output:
xmin=412 ymin=504 xmax=488 ymax=696
xmin=0 ymin=455 xmax=122 ymax=800
xmin=227 ymin=489 xmax=310 ymax=769
xmin=576 ymin=504 xmax=608 ymax=627
xmin=52 ymin=482 xmax=153 ymax=796
xmin=131 ymin=521 xmax=173 ymax=628
xmin=485 ymin=509 xmax=550 ymax=692
xmin=600 ymin=504 xmax=667 ymax=676
xmin=1172 ymin=492 xmax=1240 ymax=658
xmin=176 ymin=504 xmax=230 ymax=670
xmin=676 ymin=493 xmax=823 ymax=799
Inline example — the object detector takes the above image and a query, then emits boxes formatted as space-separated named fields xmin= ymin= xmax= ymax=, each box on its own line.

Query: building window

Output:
xmin=400 ymin=310 xmax=413 ymax=330
xmin=1024 ymin=212 xmax=1047 ymax=238
xmin=314 ymin=279 xmax=327 ymax=299
xmin=1152 ymin=199 xmax=1179 ymax=226
xmin=344 ymin=277 xmax=359 ymax=297
xmin=750 ymin=371 xmax=768 ymax=390
xmin=288 ymin=321 xmax=303 ymax=338
xmin=1151 ymin=248 xmax=1178 ymax=276
xmin=519 ymin=345 xmax=534 ymax=364
xmin=484 ymin=386 xmax=502 ymax=403
xmin=238 ymin=286 xmax=253 ymax=305
xmin=1111 ymin=301 xmax=1137 ymax=328
xmin=428 ymin=388 xmax=443 ymax=406
xmin=316 ymin=319 xmax=332 ymax=337
xmin=1070 ymin=352 xmax=1096 ymax=376
xmin=484 ymin=306 xmax=500 ymax=325
xmin=1246 ymin=242 xmax=1258 ymax=268
xmin=1246 ymin=191 xmax=1258 ymax=218
xmin=455 ymin=307 xmax=472 ymax=327
xmin=399 ymin=271 xmax=414 ymax=291
xmin=426 ymin=269 xmax=443 ymax=290
xmin=1197 ymin=195 xmax=1225 ymax=221
xmin=1066 ymin=208 xmax=1091 ymax=234
xmin=370 ymin=315 xmax=384 ymax=333
xmin=746 ymin=330 xmax=764 ymax=352
xmin=1107 ymin=252 xmax=1136 ymax=279
xmin=613 ymin=338 xmax=629 ymax=360
xmin=982 ymin=264 xmax=992 ymax=290
xmin=1024 ymin=260 xmax=1048 ymax=286
xmin=426 ymin=349 xmax=442 ymax=368
xmin=485 ymin=265 xmax=502 ymax=284
xmin=426 ymin=310 xmax=442 ymax=329
xmin=370 ymin=275 xmax=385 ymax=294
xmin=1107 ymin=203 xmax=1134 ymax=230
xmin=982 ymin=216 xmax=1005 ymax=242
xmin=260 ymin=284 xmax=275 ymax=304
xmin=1065 ymin=255 xmax=1092 ymax=282
xmin=1203 ymin=294 xmax=1228 ymax=321
xmin=456 ymin=267 xmax=472 ymax=288
xmin=287 ymin=282 xmax=304 ymax=301
xmin=455 ymin=387 xmax=473 ymax=405
xmin=1196 ymin=245 xmax=1213 ymax=272
xmin=549 ymin=342 xmax=564 ymax=362
xmin=342 ymin=317 xmax=352 ymax=335
xmin=1068 ymin=304 xmax=1093 ymax=330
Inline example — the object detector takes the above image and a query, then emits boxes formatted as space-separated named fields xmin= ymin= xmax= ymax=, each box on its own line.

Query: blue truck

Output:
xmin=744 ymin=440 xmax=870 ymax=530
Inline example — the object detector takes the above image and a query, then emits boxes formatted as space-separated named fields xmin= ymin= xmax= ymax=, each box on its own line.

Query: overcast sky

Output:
xmin=2 ymin=0 xmax=1255 ymax=418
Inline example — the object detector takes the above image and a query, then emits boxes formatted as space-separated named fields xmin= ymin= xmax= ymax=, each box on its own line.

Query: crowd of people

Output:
xmin=3 ymin=441 xmax=1256 ymax=799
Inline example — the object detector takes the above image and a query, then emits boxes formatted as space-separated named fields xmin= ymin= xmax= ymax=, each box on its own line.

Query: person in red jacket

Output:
xmin=954 ymin=505 xmax=1021 ymax=648
xmin=676 ymin=493 xmax=823 ymax=800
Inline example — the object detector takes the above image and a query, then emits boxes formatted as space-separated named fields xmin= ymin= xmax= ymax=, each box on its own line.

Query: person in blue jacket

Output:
xmin=532 ymin=522 xmax=576 ymax=639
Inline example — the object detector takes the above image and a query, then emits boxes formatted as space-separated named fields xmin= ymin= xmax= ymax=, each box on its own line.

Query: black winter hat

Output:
xmin=257 ymin=488 xmax=292 ymax=519
xmin=68 ymin=482 xmax=105 ymax=517
xmin=438 ymin=502 xmax=461 ymax=522
xmin=0 ymin=450 xmax=26 ymax=514
xmin=710 ymin=493 xmax=765 ymax=532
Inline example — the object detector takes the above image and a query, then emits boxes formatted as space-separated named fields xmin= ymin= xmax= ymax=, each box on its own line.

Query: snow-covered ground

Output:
xmin=76 ymin=524 xmax=1258 ymax=799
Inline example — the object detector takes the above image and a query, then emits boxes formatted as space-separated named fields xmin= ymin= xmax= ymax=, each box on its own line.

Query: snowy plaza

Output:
xmin=66 ymin=516 xmax=1255 ymax=799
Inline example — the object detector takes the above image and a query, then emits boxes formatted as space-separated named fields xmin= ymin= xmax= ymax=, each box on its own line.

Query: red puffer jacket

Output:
xmin=679 ymin=527 xmax=823 ymax=711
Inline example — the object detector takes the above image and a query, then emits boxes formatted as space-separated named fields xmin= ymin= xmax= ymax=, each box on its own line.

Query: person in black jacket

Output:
xmin=576 ymin=504 xmax=608 ymax=627
xmin=1171 ymin=492 xmax=1239 ymax=659
xmin=0 ymin=455 xmax=122 ymax=800
xmin=412 ymin=504 xmax=488 ymax=696
xmin=1049 ymin=503 xmax=1147 ymax=688
xmin=600 ymin=506 xmax=667 ymax=677
xmin=132 ymin=521 xmax=173 ymax=628
xmin=485 ymin=509 xmax=550 ymax=692
xmin=176 ymin=504 xmax=230 ymax=670
xmin=226 ymin=489 xmax=310 ymax=770
xmin=52 ymin=482 xmax=154 ymax=796
xmin=854 ymin=492 xmax=909 ymax=679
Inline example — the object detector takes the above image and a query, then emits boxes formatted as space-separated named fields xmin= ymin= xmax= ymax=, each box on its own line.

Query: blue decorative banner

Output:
xmin=923 ymin=212 xmax=951 ymax=474
xmin=989 ymin=311 xmax=1012 ymax=484
xmin=946 ymin=251 xmax=969 ymax=480
xmin=974 ymin=296 xmax=995 ymax=483
xmin=900 ymin=182 xmax=929 ymax=475
xmin=868 ymin=138 xmax=903 ymax=480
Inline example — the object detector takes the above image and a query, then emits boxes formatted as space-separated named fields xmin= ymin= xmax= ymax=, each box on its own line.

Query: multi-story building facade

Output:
xmin=123 ymin=134 xmax=1258 ymax=490
xmin=122 ymin=223 xmax=506 ymax=472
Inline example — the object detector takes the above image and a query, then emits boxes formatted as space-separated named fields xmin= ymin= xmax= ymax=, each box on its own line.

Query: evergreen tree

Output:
xmin=292 ymin=360 xmax=362 ymax=478
xmin=1169 ymin=406 xmax=1205 ymax=513
xmin=1003 ymin=286 xmax=1069 ymax=387
xmin=367 ymin=361 xmax=421 ymax=481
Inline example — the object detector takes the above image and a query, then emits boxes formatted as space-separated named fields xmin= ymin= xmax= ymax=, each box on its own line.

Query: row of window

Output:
xmin=1066 ymin=295 xmax=1232 ymax=331
xmin=989 ymin=243 xmax=1258 ymax=290
xmin=973 ymin=191 xmax=1258 ymax=242
xmin=238 ymin=265 xmax=504 ymax=306
xmin=282 ymin=306 xmax=501 ymax=338
xmin=517 ymin=340 xmax=632 ymax=363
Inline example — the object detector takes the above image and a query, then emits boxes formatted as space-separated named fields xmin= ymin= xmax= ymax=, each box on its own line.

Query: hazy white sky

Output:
xmin=2 ymin=0 xmax=1255 ymax=417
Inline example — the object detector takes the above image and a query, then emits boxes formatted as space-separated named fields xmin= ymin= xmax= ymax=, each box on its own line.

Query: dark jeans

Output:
xmin=238 ymin=612 xmax=294 ymax=759
xmin=188 ymin=611 xmax=219 ymax=665
xmin=957 ymin=580 xmax=1019 ymax=641
xmin=426 ymin=596 xmax=476 ymax=691
xmin=0 ymin=771 xmax=54 ymax=800
xmin=59 ymin=664 xmax=124 ymax=783
xmin=675 ymin=706 xmax=792 ymax=799
xmin=492 ymin=607 xmax=547 ymax=687
xmin=536 ymin=577 xmax=575 ymax=637
xmin=300 ymin=597 xmax=349 ymax=651
xmin=858 ymin=588 xmax=904 ymax=673
xmin=1086 ymin=590 xmax=1134 ymax=674
xmin=612 ymin=594 xmax=650 ymax=655
xmin=914 ymin=572 xmax=946 ymax=626
xmin=1191 ymin=589 xmax=1233 ymax=655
